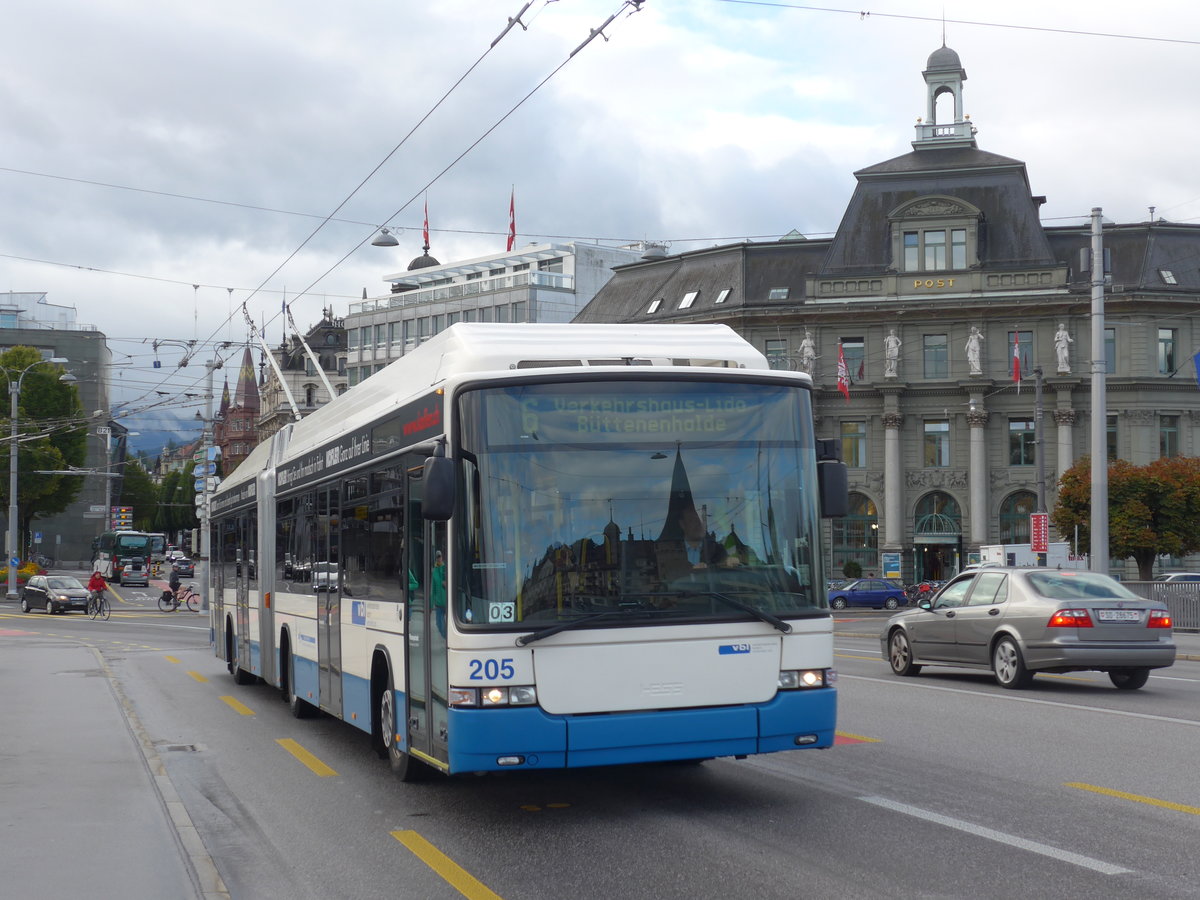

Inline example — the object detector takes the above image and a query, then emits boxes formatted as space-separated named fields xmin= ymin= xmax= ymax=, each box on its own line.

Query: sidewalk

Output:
xmin=0 ymin=638 xmax=226 ymax=898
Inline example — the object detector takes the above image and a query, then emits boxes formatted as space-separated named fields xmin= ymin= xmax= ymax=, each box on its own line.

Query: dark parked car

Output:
xmin=828 ymin=578 xmax=907 ymax=610
xmin=117 ymin=556 xmax=149 ymax=587
xmin=881 ymin=567 xmax=1176 ymax=690
xmin=21 ymin=575 xmax=90 ymax=614
xmin=171 ymin=558 xmax=195 ymax=578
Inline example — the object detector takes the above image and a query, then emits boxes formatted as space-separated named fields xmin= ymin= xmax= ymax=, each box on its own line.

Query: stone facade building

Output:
xmin=574 ymin=46 xmax=1200 ymax=582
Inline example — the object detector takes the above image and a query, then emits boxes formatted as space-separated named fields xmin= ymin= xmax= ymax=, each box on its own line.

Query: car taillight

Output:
xmin=1147 ymin=609 xmax=1172 ymax=629
xmin=1048 ymin=608 xmax=1093 ymax=628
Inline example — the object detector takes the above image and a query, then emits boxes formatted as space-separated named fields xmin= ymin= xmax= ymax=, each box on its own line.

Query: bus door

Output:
xmin=404 ymin=458 xmax=449 ymax=769
xmin=235 ymin=514 xmax=251 ymax=672
xmin=316 ymin=485 xmax=343 ymax=718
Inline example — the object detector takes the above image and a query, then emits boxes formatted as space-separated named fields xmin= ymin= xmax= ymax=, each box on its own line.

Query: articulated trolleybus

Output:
xmin=211 ymin=323 xmax=847 ymax=779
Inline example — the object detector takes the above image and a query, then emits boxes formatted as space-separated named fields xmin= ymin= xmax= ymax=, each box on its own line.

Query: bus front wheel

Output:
xmin=380 ymin=674 xmax=424 ymax=782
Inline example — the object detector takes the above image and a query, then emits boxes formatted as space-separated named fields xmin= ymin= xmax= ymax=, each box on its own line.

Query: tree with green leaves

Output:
xmin=1053 ymin=455 xmax=1200 ymax=580
xmin=119 ymin=460 xmax=160 ymax=532
xmin=0 ymin=347 xmax=85 ymax=557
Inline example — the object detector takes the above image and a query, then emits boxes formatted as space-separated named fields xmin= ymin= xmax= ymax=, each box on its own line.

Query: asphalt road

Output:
xmin=3 ymin=595 xmax=1198 ymax=900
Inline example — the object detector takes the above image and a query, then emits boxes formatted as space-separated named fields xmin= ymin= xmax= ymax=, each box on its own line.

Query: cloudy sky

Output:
xmin=3 ymin=0 xmax=1199 ymax=436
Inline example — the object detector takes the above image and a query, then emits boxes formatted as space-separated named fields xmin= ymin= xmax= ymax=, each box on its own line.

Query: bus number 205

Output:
xmin=468 ymin=658 xmax=515 ymax=681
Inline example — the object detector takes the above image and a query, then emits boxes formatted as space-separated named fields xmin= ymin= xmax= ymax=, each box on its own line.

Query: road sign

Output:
xmin=1030 ymin=512 xmax=1049 ymax=553
xmin=195 ymin=462 xmax=216 ymax=476
xmin=96 ymin=426 xmax=111 ymax=435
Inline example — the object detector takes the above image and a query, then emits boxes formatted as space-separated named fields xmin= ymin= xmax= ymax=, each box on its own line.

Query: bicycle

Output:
xmin=87 ymin=590 xmax=110 ymax=621
xmin=159 ymin=584 xmax=200 ymax=613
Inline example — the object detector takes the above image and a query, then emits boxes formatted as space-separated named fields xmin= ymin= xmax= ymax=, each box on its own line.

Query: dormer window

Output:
xmin=890 ymin=195 xmax=981 ymax=274
xmin=1160 ymin=269 xmax=1177 ymax=285
xmin=679 ymin=291 xmax=698 ymax=309
xmin=647 ymin=299 xmax=662 ymax=314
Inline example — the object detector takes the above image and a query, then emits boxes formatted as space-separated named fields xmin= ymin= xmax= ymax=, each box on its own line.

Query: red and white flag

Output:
xmin=422 ymin=197 xmax=430 ymax=247
xmin=507 ymin=187 xmax=516 ymax=252
xmin=1012 ymin=332 xmax=1021 ymax=392
xmin=837 ymin=343 xmax=850 ymax=401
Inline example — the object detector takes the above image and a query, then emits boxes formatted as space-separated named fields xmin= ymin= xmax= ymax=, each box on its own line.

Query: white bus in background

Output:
xmin=209 ymin=324 xmax=847 ymax=779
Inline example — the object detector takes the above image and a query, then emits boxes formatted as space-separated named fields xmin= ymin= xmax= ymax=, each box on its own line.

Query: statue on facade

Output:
xmin=884 ymin=328 xmax=902 ymax=378
xmin=965 ymin=326 xmax=984 ymax=376
xmin=798 ymin=329 xmax=817 ymax=375
xmin=1054 ymin=323 xmax=1073 ymax=374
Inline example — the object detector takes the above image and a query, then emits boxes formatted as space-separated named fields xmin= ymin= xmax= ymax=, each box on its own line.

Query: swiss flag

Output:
xmin=1012 ymin=332 xmax=1021 ymax=393
xmin=423 ymin=198 xmax=430 ymax=247
xmin=837 ymin=343 xmax=850 ymax=401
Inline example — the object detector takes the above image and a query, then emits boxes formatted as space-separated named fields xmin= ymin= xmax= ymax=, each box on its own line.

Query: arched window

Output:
xmin=999 ymin=491 xmax=1037 ymax=544
xmin=914 ymin=491 xmax=962 ymax=537
xmin=832 ymin=492 xmax=879 ymax=577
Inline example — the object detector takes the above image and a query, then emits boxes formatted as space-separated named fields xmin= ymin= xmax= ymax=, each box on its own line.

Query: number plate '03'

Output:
xmin=1096 ymin=609 xmax=1141 ymax=623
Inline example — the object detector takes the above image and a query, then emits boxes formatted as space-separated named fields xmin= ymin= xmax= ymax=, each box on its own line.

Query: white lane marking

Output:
xmin=840 ymin=673 xmax=1200 ymax=728
xmin=860 ymin=796 xmax=1131 ymax=876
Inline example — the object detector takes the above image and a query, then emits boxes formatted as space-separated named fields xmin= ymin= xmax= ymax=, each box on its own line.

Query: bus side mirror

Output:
xmin=815 ymin=438 xmax=848 ymax=518
xmin=422 ymin=454 xmax=455 ymax=521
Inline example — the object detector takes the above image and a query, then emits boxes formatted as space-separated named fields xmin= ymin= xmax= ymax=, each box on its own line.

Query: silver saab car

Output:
xmin=880 ymin=567 xmax=1175 ymax=690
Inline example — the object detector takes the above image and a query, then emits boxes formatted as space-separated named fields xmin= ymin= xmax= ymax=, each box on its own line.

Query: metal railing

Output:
xmin=1123 ymin=581 xmax=1200 ymax=631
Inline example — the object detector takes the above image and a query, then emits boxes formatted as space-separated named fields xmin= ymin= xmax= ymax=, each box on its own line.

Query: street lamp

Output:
xmin=6 ymin=357 xmax=73 ymax=600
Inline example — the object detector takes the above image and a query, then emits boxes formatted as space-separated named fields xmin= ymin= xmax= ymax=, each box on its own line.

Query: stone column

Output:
xmin=967 ymin=406 xmax=990 ymax=545
xmin=882 ymin=412 xmax=904 ymax=548
xmin=1052 ymin=408 xmax=1077 ymax=485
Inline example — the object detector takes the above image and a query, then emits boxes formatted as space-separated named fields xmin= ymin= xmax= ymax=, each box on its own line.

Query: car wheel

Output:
xmin=1109 ymin=668 xmax=1150 ymax=691
xmin=888 ymin=629 xmax=921 ymax=676
xmin=993 ymin=636 xmax=1033 ymax=689
xmin=883 ymin=596 xmax=900 ymax=610
xmin=45 ymin=600 xmax=55 ymax=615
xmin=20 ymin=597 xmax=30 ymax=613
xmin=830 ymin=597 xmax=848 ymax=610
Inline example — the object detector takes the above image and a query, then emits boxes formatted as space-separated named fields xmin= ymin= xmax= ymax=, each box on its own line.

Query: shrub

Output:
xmin=842 ymin=560 xmax=863 ymax=579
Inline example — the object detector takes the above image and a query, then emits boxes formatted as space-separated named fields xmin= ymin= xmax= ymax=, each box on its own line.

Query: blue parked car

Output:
xmin=828 ymin=578 xmax=907 ymax=610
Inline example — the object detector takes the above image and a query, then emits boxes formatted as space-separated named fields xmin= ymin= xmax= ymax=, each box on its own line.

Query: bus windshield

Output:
xmin=455 ymin=379 xmax=824 ymax=630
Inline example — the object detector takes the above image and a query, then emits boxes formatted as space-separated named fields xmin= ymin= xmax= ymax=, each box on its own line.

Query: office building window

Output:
xmin=510 ymin=301 xmax=526 ymax=322
xmin=1158 ymin=328 xmax=1177 ymax=374
xmin=1009 ymin=418 xmax=1035 ymax=466
xmin=495 ymin=305 xmax=509 ymax=323
xmin=923 ymin=419 xmax=950 ymax=467
xmin=841 ymin=421 xmax=867 ymax=468
xmin=923 ymin=334 xmax=948 ymax=378
xmin=1008 ymin=330 xmax=1033 ymax=380
xmin=841 ymin=338 xmax=865 ymax=382
xmin=764 ymin=339 xmax=787 ymax=369
xmin=1160 ymin=415 xmax=1180 ymax=458
xmin=432 ymin=314 xmax=444 ymax=334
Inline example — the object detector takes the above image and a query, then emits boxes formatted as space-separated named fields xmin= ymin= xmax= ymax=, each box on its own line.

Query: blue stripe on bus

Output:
xmin=445 ymin=688 xmax=836 ymax=773
xmin=343 ymin=672 xmax=371 ymax=734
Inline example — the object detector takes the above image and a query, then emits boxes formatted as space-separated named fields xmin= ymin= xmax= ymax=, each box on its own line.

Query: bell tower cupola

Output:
xmin=913 ymin=44 xmax=977 ymax=150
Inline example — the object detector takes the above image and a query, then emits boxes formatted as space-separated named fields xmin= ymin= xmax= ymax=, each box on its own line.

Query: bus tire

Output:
xmin=380 ymin=670 xmax=424 ymax=782
xmin=285 ymin=650 xmax=313 ymax=719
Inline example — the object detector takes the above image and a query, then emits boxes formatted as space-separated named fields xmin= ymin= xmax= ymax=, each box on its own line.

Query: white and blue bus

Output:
xmin=210 ymin=323 xmax=847 ymax=779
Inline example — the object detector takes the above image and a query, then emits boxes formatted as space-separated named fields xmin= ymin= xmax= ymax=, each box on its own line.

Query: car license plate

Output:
xmin=1096 ymin=609 xmax=1141 ymax=622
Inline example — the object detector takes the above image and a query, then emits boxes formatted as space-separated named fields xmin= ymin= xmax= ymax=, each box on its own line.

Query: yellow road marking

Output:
xmin=187 ymin=671 xmax=208 ymax=683
xmin=220 ymin=695 xmax=255 ymax=716
xmin=391 ymin=830 xmax=502 ymax=900
xmin=1066 ymin=782 xmax=1200 ymax=816
xmin=277 ymin=738 xmax=338 ymax=776
xmin=1039 ymin=673 xmax=1093 ymax=682
xmin=164 ymin=655 xmax=180 ymax=663
xmin=835 ymin=653 xmax=881 ymax=661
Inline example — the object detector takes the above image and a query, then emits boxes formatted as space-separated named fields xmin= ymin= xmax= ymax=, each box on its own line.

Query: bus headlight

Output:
xmin=449 ymin=685 xmax=538 ymax=708
xmin=778 ymin=669 xmax=831 ymax=690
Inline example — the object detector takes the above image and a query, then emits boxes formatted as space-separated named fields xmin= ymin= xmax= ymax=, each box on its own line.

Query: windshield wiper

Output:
xmin=516 ymin=608 xmax=656 ymax=646
xmin=673 ymin=589 xmax=792 ymax=634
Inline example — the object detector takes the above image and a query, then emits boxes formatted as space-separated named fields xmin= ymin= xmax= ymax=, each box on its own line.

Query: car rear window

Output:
xmin=1026 ymin=572 xmax=1138 ymax=600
